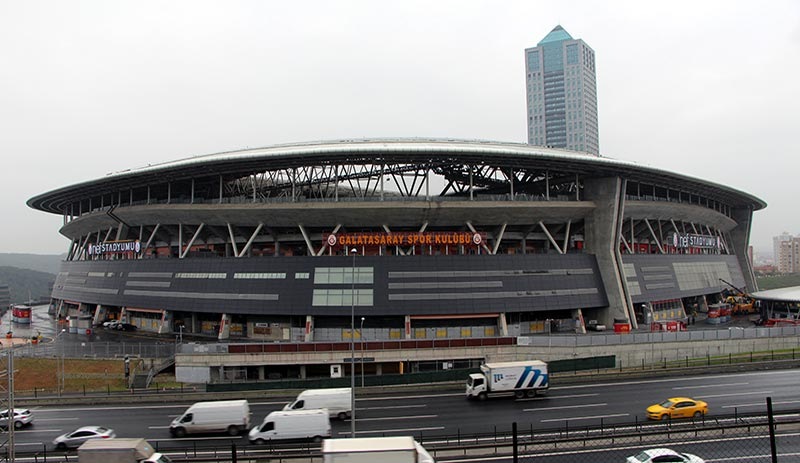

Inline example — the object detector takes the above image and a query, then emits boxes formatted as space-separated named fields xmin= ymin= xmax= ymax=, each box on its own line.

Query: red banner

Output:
xmin=325 ymin=232 xmax=484 ymax=247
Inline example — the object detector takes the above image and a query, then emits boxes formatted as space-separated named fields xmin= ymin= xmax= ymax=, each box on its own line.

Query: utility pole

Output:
xmin=349 ymin=248 xmax=357 ymax=438
xmin=1 ymin=348 xmax=16 ymax=463
xmin=7 ymin=349 xmax=14 ymax=463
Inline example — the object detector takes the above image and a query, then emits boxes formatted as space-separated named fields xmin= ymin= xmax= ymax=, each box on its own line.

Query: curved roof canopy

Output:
xmin=28 ymin=138 xmax=766 ymax=214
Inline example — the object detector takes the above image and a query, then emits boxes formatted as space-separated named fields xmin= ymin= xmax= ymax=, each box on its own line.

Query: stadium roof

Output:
xmin=750 ymin=286 xmax=800 ymax=303
xmin=28 ymin=138 xmax=766 ymax=214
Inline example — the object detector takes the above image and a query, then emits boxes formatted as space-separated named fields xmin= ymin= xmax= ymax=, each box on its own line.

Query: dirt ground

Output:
xmin=0 ymin=357 xmax=128 ymax=393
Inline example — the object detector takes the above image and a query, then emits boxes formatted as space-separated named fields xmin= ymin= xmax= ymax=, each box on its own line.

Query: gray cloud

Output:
xmin=1 ymin=0 xmax=797 ymax=258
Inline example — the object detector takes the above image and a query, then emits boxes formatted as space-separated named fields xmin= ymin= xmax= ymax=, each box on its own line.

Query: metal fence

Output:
xmin=12 ymin=341 xmax=176 ymax=359
xmin=518 ymin=324 xmax=800 ymax=347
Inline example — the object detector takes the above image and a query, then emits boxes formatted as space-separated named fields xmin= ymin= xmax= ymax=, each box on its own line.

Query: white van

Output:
xmin=284 ymin=388 xmax=352 ymax=420
xmin=248 ymin=409 xmax=331 ymax=444
xmin=170 ymin=400 xmax=250 ymax=437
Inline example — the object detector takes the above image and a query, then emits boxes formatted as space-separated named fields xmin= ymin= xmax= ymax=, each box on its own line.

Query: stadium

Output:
xmin=29 ymin=139 xmax=765 ymax=381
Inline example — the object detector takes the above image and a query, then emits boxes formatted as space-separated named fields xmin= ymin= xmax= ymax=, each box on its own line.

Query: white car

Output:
xmin=52 ymin=425 xmax=116 ymax=449
xmin=102 ymin=319 xmax=120 ymax=329
xmin=0 ymin=409 xmax=33 ymax=429
xmin=627 ymin=448 xmax=705 ymax=463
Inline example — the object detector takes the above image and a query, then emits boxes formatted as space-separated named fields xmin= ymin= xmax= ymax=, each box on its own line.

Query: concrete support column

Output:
xmin=120 ymin=307 xmax=128 ymax=323
xmin=56 ymin=300 xmax=65 ymax=319
xmin=191 ymin=312 xmax=197 ymax=334
xmin=159 ymin=310 xmax=173 ymax=335
xmin=304 ymin=315 xmax=314 ymax=342
xmin=572 ymin=308 xmax=587 ymax=334
xmin=218 ymin=313 xmax=230 ymax=340
xmin=583 ymin=177 xmax=635 ymax=327
xmin=258 ymin=366 xmax=265 ymax=380
xmin=730 ymin=207 xmax=758 ymax=291
xmin=498 ymin=313 xmax=508 ymax=337
xmin=93 ymin=305 xmax=106 ymax=326
xmin=404 ymin=315 xmax=412 ymax=339
xmin=376 ymin=364 xmax=383 ymax=376
xmin=299 ymin=365 xmax=307 ymax=379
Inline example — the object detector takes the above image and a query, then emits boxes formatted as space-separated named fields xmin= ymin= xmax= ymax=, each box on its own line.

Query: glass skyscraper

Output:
xmin=525 ymin=25 xmax=599 ymax=155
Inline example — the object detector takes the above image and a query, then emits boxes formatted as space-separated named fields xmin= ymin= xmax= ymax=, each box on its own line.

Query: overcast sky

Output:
xmin=1 ymin=0 xmax=798 ymax=257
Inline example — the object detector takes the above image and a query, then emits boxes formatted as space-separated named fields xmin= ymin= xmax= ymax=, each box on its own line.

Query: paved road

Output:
xmin=9 ymin=368 xmax=800 ymax=456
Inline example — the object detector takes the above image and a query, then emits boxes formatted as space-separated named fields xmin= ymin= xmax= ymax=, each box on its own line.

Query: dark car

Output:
xmin=116 ymin=323 xmax=137 ymax=331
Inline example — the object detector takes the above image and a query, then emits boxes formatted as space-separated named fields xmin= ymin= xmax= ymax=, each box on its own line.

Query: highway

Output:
xmin=9 ymin=367 xmax=800 ymax=460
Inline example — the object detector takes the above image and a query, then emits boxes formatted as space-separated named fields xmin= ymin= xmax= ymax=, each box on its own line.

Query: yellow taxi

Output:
xmin=646 ymin=397 xmax=708 ymax=420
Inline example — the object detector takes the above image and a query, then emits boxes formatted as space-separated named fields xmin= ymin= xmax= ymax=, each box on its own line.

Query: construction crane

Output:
xmin=718 ymin=278 xmax=756 ymax=315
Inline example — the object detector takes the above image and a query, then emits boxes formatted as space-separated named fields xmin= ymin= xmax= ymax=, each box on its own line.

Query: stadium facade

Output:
xmin=29 ymin=139 xmax=764 ymax=381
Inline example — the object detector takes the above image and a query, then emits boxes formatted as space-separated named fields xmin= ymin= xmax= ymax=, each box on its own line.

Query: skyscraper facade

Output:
xmin=525 ymin=25 xmax=599 ymax=155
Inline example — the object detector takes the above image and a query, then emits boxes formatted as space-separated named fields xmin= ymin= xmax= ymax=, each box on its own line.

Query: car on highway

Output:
xmin=627 ymin=448 xmax=705 ymax=462
xmin=52 ymin=426 xmax=116 ymax=449
xmin=646 ymin=397 xmax=708 ymax=420
xmin=0 ymin=409 xmax=33 ymax=429
xmin=115 ymin=322 xmax=137 ymax=331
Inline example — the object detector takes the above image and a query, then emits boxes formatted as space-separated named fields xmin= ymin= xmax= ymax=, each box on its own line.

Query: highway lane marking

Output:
xmin=516 ymin=393 xmax=598 ymax=402
xmin=722 ymin=399 xmax=800 ymax=408
xmin=359 ymin=404 xmax=427 ymax=410
xmin=554 ymin=369 xmax=800 ymax=391
xmin=672 ymin=382 xmax=749 ymax=389
xmin=34 ymin=417 xmax=79 ymax=422
xmin=354 ymin=414 xmax=438 ymax=422
xmin=695 ymin=390 xmax=773 ymax=399
xmin=540 ymin=413 xmax=629 ymax=422
xmin=524 ymin=402 xmax=607 ymax=412
xmin=11 ymin=442 xmax=45 ymax=446
xmin=148 ymin=425 xmax=171 ymax=429
xmin=31 ymin=404 xmax=203 ymax=412
xmin=11 ymin=428 xmax=63 ymax=432
xmin=337 ymin=426 xmax=445 ymax=435
xmin=148 ymin=436 xmax=245 ymax=442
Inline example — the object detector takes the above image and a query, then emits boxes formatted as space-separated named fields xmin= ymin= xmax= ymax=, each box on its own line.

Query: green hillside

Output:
xmin=756 ymin=274 xmax=800 ymax=291
xmin=0 ymin=253 xmax=63 ymax=274
xmin=0 ymin=266 xmax=55 ymax=304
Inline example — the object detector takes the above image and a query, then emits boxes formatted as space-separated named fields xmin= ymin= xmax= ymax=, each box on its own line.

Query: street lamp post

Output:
xmin=55 ymin=329 xmax=66 ymax=395
xmin=360 ymin=317 xmax=365 ymax=388
xmin=349 ymin=247 xmax=357 ymax=438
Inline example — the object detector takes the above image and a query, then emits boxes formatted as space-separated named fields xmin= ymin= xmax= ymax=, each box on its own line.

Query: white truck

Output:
xmin=170 ymin=399 xmax=250 ymax=437
xmin=322 ymin=436 xmax=434 ymax=463
xmin=78 ymin=438 xmax=172 ymax=463
xmin=284 ymin=387 xmax=351 ymax=420
xmin=466 ymin=360 xmax=549 ymax=400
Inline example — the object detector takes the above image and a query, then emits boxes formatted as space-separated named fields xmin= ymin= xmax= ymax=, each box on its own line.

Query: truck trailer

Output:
xmin=322 ymin=436 xmax=434 ymax=463
xmin=466 ymin=360 xmax=548 ymax=400
xmin=78 ymin=438 xmax=171 ymax=463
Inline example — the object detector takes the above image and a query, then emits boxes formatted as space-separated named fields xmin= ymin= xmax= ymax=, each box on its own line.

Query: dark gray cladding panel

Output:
xmin=621 ymin=254 xmax=747 ymax=303
xmin=52 ymin=254 xmax=608 ymax=316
